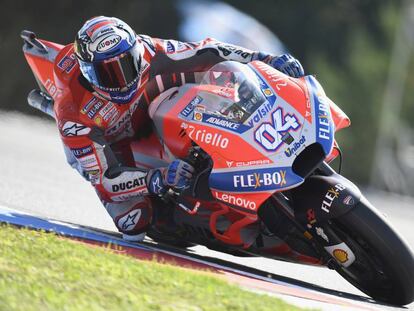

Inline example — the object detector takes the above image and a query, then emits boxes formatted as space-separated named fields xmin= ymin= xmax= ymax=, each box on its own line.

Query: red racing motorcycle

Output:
xmin=21 ymin=30 xmax=414 ymax=305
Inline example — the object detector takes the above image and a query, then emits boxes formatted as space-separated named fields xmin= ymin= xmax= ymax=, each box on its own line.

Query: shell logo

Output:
xmin=194 ymin=112 xmax=203 ymax=121
xmin=263 ymin=88 xmax=273 ymax=96
xmin=333 ymin=249 xmax=349 ymax=263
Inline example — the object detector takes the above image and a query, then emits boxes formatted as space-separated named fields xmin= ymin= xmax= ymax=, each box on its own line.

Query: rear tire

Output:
xmin=332 ymin=196 xmax=414 ymax=305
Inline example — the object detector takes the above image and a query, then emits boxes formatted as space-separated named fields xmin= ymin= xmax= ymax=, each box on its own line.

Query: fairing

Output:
xmin=152 ymin=61 xmax=349 ymax=214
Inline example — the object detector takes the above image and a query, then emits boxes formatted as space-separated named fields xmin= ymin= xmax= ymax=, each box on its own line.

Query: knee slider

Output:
xmin=114 ymin=201 xmax=152 ymax=235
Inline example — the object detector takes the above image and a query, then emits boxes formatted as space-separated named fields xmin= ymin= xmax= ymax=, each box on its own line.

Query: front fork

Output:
xmin=265 ymin=162 xmax=361 ymax=268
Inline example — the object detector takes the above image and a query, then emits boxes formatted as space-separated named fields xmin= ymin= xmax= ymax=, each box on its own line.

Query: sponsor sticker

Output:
xmin=94 ymin=116 xmax=103 ymax=126
xmin=108 ymin=111 xmax=121 ymax=127
xmin=61 ymin=121 xmax=90 ymax=136
xmin=166 ymin=41 xmax=175 ymax=53
xmin=333 ymin=249 xmax=349 ymax=263
xmin=57 ymin=53 xmax=76 ymax=73
xmin=321 ymin=183 xmax=346 ymax=213
xmin=139 ymin=34 xmax=156 ymax=53
xmin=102 ymin=107 xmax=119 ymax=122
xmin=106 ymin=101 xmax=139 ymax=136
xmin=214 ymin=191 xmax=257 ymax=210
xmin=215 ymin=43 xmax=252 ymax=59
xmin=313 ymin=91 xmax=332 ymax=143
xmin=263 ymin=88 xmax=273 ymax=96
xmin=86 ymin=169 xmax=100 ymax=184
xmin=226 ymin=159 xmax=271 ymax=168
xmin=284 ymin=135 xmax=306 ymax=157
xmin=201 ymin=114 xmax=251 ymax=133
xmin=343 ymin=195 xmax=355 ymax=206
xmin=308 ymin=76 xmax=333 ymax=148
xmin=315 ymin=227 xmax=329 ymax=243
xmin=193 ymin=111 xmax=203 ymax=121
xmin=209 ymin=166 xmax=302 ymax=193
xmin=180 ymin=96 xmax=203 ymax=118
xmin=111 ymin=193 xmax=143 ymax=202
xmin=117 ymin=209 xmax=142 ymax=231
xmin=317 ymin=102 xmax=331 ymax=141
xmin=247 ymin=101 xmax=274 ymax=127
xmin=175 ymin=41 xmax=192 ymax=52
xmin=255 ymin=62 xmax=288 ymax=91
xmin=70 ymin=145 xmax=93 ymax=158
xmin=212 ymin=88 xmax=233 ymax=98
xmin=325 ymin=242 xmax=356 ymax=267
xmin=307 ymin=208 xmax=316 ymax=225
xmin=96 ymin=27 xmax=113 ymax=37
xmin=112 ymin=177 xmax=146 ymax=192
xmin=106 ymin=112 xmax=129 ymax=136
xmin=79 ymin=154 xmax=98 ymax=169
xmin=187 ymin=125 xmax=229 ymax=149
xmin=233 ymin=170 xmax=287 ymax=189
xmin=96 ymin=34 xmax=122 ymax=53
xmin=87 ymin=100 xmax=104 ymax=119
xmin=204 ymin=116 xmax=239 ymax=130
xmin=244 ymin=67 xmax=278 ymax=126
xmin=44 ymin=79 xmax=62 ymax=98
xmin=99 ymin=102 xmax=115 ymax=117
xmin=81 ymin=97 xmax=99 ymax=114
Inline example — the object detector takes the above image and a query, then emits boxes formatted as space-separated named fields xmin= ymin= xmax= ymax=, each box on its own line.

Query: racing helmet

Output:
xmin=74 ymin=16 xmax=144 ymax=104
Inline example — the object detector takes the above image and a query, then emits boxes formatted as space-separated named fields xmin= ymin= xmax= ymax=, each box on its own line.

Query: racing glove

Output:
xmin=269 ymin=53 xmax=305 ymax=78
xmin=147 ymin=159 xmax=194 ymax=196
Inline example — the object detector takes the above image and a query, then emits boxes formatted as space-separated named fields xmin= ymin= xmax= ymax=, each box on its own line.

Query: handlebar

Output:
xmin=162 ymin=189 xmax=200 ymax=215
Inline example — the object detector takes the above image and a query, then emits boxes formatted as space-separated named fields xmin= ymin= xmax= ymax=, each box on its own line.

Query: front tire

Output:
xmin=332 ymin=196 xmax=414 ymax=305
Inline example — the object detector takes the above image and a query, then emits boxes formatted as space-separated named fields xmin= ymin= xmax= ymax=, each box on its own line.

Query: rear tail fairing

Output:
xmin=22 ymin=32 xmax=64 ymax=99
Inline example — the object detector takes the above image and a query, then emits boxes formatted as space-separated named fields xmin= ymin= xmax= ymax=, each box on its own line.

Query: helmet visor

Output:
xmin=79 ymin=44 xmax=141 ymax=91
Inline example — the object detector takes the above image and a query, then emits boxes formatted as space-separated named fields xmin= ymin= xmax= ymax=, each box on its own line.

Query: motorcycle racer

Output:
xmin=55 ymin=16 xmax=305 ymax=241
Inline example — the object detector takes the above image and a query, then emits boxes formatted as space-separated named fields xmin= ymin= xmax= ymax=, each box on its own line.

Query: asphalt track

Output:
xmin=1 ymin=111 xmax=414 ymax=310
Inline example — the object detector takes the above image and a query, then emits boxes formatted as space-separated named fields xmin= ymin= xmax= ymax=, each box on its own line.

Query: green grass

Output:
xmin=0 ymin=225 xmax=308 ymax=311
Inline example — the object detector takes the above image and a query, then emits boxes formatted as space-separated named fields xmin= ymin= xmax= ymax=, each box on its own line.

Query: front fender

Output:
xmin=290 ymin=173 xmax=361 ymax=226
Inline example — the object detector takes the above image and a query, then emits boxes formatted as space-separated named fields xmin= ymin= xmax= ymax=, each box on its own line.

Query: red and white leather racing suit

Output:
xmin=53 ymin=35 xmax=278 ymax=239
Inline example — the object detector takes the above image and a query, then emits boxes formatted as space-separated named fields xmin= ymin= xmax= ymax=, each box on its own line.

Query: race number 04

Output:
xmin=254 ymin=107 xmax=300 ymax=151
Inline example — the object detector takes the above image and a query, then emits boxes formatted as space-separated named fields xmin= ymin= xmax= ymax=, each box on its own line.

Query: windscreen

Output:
xmin=199 ymin=61 xmax=268 ymax=123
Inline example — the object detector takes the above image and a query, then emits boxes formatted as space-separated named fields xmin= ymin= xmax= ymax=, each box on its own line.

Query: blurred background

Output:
xmin=1 ymin=0 xmax=414 ymax=194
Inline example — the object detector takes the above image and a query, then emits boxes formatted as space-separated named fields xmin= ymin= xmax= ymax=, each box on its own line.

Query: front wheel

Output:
xmin=331 ymin=196 xmax=414 ymax=305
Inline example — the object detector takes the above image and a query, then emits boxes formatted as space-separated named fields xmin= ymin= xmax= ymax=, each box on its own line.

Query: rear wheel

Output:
xmin=332 ymin=196 xmax=414 ymax=305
